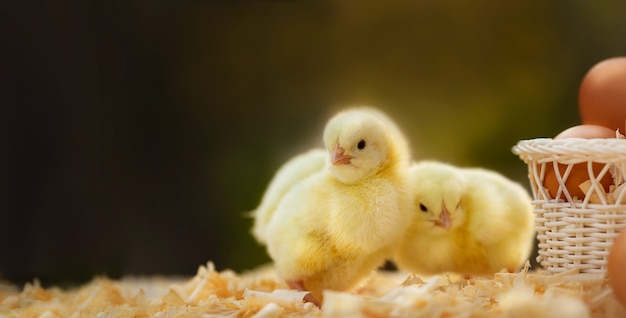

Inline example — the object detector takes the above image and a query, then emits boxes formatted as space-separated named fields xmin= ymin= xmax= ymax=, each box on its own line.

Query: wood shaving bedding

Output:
xmin=0 ymin=262 xmax=624 ymax=318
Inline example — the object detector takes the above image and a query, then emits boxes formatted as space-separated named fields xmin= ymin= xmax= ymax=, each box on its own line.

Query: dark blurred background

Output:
xmin=1 ymin=0 xmax=626 ymax=286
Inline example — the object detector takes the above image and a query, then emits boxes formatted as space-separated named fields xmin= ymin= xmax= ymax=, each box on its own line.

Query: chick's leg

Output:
xmin=287 ymin=279 xmax=307 ymax=291
xmin=286 ymin=280 xmax=321 ymax=307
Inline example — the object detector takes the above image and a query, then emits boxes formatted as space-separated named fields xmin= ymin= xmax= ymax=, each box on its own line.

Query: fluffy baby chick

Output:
xmin=251 ymin=149 xmax=327 ymax=244
xmin=394 ymin=161 xmax=535 ymax=277
xmin=264 ymin=107 xmax=413 ymax=304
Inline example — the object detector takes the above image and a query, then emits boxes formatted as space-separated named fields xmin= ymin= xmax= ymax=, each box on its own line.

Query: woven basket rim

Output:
xmin=512 ymin=138 xmax=626 ymax=163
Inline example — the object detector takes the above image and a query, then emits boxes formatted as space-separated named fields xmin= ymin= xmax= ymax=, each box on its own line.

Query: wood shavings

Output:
xmin=0 ymin=262 xmax=625 ymax=318
xmin=579 ymin=179 xmax=607 ymax=204
xmin=243 ymin=289 xmax=312 ymax=309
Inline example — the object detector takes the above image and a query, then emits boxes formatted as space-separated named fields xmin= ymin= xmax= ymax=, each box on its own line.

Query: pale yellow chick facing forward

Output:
xmin=264 ymin=107 xmax=413 ymax=304
xmin=394 ymin=161 xmax=535 ymax=278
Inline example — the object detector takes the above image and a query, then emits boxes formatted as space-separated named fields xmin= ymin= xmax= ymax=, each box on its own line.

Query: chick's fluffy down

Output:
xmin=394 ymin=161 xmax=535 ymax=277
xmin=251 ymin=149 xmax=327 ymax=244
xmin=267 ymin=174 xmax=408 ymax=297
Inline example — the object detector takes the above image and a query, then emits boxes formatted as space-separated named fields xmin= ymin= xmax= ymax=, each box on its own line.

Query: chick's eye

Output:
xmin=419 ymin=203 xmax=428 ymax=212
xmin=357 ymin=139 xmax=366 ymax=150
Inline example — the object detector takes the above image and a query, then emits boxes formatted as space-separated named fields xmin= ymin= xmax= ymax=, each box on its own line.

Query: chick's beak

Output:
xmin=435 ymin=206 xmax=451 ymax=230
xmin=332 ymin=144 xmax=353 ymax=165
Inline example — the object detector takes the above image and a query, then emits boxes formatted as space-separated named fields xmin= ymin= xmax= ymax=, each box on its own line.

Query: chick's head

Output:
xmin=411 ymin=162 xmax=466 ymax=232
xmin=323 ymin=107 xmax=409 ymax=184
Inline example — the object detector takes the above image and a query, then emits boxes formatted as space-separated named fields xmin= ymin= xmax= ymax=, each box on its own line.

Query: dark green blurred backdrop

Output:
xmin=2 ymin=1 xmax=626 ymax=286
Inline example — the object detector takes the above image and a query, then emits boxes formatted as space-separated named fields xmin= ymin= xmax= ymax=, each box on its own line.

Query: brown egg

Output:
xmin=579 ymin=57 xmax=626 ymax=132
xmin=543 ymin=125 xmax=614 ymax=200
xmin=554 ymin=124 xmax=617 ymax=139
xmin=608 ymin=230 xmax=626 ymax=307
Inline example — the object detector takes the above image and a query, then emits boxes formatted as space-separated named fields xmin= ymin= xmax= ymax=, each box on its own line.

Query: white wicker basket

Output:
xmin=513 ymin=138 xmax=626 ymax=274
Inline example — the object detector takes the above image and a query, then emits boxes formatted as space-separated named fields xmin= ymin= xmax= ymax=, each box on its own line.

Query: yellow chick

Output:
xmin=251 ymin=149 xmax=327 ymax=244
xmin=264 ymin=107 xmax=413 ymax=304
xmin=394 ymin=161 xmax=535 ymax=277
